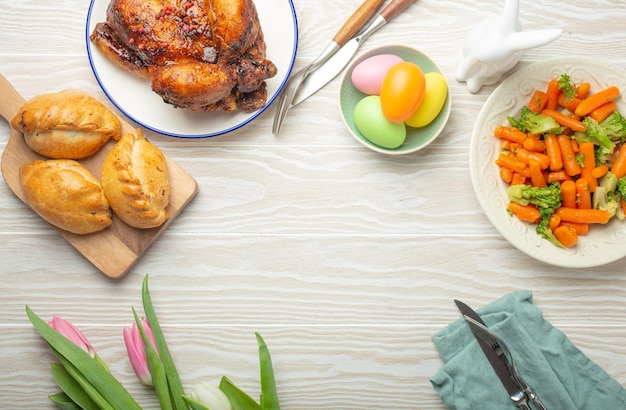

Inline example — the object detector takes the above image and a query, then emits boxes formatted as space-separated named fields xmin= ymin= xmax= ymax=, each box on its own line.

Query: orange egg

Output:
xmin=380 ymin=62 xmax=426 ymax=123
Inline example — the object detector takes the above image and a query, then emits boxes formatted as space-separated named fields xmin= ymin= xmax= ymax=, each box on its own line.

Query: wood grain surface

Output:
xmin=1 ymin=0 xmax=625 ymax=408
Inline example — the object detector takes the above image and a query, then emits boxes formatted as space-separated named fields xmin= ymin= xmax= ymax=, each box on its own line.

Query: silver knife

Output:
xmin=454 ymin=299 xmax=546 ymax=410
xmin=290 ymin=0 xmax=416 ymax=107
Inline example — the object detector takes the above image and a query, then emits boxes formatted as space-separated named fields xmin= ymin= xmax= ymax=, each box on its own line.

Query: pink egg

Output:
xmin=351 ymin=54 xmax=404 ymax=95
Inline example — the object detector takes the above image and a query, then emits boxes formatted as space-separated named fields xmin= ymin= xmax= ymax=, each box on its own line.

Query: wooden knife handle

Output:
xmin=332 ymin=0 xmax=384 ymax=46
xmin=380 ymin=0 xmax=416 ymax=22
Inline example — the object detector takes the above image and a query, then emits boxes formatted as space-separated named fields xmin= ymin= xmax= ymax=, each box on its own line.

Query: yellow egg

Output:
xmin=404 ymin=72 xmax=448 ymax=128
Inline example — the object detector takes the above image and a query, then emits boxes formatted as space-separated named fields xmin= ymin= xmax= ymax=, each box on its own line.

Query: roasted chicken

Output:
xmin=90 ymin=0 xmax=277 ymax=112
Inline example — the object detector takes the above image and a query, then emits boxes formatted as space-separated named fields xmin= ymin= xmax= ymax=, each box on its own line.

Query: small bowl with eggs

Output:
xmin=338 ymin=45 xmax=451 ymax=155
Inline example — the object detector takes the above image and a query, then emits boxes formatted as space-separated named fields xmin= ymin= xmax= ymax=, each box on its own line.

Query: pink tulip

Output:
xmin=123 ymin=319 xmax=158 ymax=386
xmin=48 ymin=316 xmax=95 ymax=357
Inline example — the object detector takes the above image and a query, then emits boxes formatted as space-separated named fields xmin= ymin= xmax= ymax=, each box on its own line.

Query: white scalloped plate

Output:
xmin=85 ymin=0 xmax=298 ymax=138
xmin=470 ymin=57 xmax=626 ymax=268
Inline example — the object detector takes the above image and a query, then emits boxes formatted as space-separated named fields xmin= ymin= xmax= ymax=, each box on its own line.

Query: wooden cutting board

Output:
xmin=0 ymin=74 xmax=198 ymax=279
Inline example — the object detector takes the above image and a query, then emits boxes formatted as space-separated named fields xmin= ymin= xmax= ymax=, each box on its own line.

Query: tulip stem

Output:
xmin=140 ymin=275 xmax=188 ymax=410
xmin=133 ymin=307 xmax=173 ymax=410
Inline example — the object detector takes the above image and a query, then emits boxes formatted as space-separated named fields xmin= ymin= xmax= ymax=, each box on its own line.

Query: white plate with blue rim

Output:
xmin=86 ymin=0 xmax=298 ymax=138
xmin=470 ymin=56 xmax=626 ymax=268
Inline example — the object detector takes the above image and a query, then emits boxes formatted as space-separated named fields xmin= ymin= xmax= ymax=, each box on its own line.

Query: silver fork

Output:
xmin=464 ymin=316 xmax=547 ymax=410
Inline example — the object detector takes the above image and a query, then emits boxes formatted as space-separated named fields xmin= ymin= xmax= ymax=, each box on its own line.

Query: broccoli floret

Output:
xmin=508 ymin=183 xmax=562 ymax=213
xmin=592 ymin=185 xmax=620 ymax=217
xmin=507 ymin=106 xmax=563 ymax=135
xmin=582 ymin=116 xmax=616 ymax=151
xmin=536 ymin=217 xmax=564 ymax=247
xmin=617 ymin=176 xmax=626 ymax=201
xmin=600 ymin=111 xmax=626 ymax=143
xmin=600 ymin=172 xmax=619 ymax=193
xmin=595 ymin=145 xmax=616 ymax=167
xmin=509 ymin=183 xmax=564 ymax=247
xmin=558 ymin=74 xmax=577 ymax=99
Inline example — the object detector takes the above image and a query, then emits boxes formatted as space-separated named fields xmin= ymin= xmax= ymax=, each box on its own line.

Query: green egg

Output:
xmin=353 ymin=95 xmax=406 ymax=149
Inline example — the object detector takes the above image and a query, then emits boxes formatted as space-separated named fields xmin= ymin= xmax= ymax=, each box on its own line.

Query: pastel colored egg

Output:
xmin=380 ymin=62 xmax=426 ymax=123
xmin=353 ymin=95 xmax=406 ymax=149
xmin=350 ymin=54 xmax=405 ymax=95
xmin=405 ymin=72 xmax=449 ymax=128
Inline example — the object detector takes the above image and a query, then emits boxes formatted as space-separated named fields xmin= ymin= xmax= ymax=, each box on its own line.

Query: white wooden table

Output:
xmin=1 ymin=0 xmax=625 ymax=408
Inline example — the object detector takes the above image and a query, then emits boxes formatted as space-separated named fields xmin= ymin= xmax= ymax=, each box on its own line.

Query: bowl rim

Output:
xmin=338 ymin=44 xmax=451 ymax=155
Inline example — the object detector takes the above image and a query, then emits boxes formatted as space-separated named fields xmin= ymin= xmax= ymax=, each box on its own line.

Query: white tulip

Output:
xmin=191 ymin=382 xmax=232 ymax=410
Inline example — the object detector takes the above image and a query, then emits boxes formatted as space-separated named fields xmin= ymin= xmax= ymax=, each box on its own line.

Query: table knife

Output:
xmin=454 ymin=299 xmax=537 ymax=410
xmin=290 ymin=0 xmax=416 ymax=107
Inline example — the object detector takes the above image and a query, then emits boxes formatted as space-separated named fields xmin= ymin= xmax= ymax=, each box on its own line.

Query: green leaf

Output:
xmin=50 ymin=363 xmax=99 ymax=410
xmin=256 ymin=333 xmax=280 ymax=410
xmin=53 ymin=347 xmax=115 ymax=410
xmin=25 ymin=305 xmax=142 ymax=410
xmin=49 ymin=392 xmax=82 ymax=410
xmin=133 ymin=307 xmax=173 ymax=410
xmin=182 ymin=395 xmax=212 ymax=410
xmin=219 ymin=376 xmax=261 ymax=410
xmin=141 ymin=275 xmax=188 ymax=410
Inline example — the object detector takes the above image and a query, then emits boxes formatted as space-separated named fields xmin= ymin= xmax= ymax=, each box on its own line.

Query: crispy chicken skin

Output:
xmin=90 ymin=0 xmax=277 ymax=112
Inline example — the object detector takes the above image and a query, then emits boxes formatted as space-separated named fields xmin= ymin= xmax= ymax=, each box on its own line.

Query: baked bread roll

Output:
xmin=11 ymin=90 xmax=122 ymax=159
xmin=19 ymin=159 xmax=113 ymax=234
xmin=101 ymin=128 xmax=170 ymax=229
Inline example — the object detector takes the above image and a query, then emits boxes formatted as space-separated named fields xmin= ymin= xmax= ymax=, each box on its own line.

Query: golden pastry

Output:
xmin=101 ymin=128 xmax=170 ymax=229
xmin=11 ymin=90 xmax=122 ymax=159
xmin=19 ymin=159 xmax=113 ymax=234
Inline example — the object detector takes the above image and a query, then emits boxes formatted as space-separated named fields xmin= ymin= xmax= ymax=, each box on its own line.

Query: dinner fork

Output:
xmin=464 ymin=316 xmax=547 ymax=410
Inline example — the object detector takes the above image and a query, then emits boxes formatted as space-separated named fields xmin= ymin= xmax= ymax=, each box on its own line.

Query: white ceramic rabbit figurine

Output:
xmin=455 ymin=0 xmax=562 ymax=93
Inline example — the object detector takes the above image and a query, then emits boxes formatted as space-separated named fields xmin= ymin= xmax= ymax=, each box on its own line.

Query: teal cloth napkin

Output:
xmin=431 ymin=290 xmax=626 ymax=409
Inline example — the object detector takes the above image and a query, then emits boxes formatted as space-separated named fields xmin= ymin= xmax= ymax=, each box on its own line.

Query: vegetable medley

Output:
xmin=494 ymin=73 xmax=626 ymax=248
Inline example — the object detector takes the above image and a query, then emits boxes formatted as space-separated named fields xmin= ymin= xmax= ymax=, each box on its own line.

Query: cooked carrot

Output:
xmin=548 ymin=214 xmax=561 ymax=231
xmin=556 ymin=207 xmax=611 ymax=224
xmin=589 ymin=101 xmax=617 ymax=123
xmin=558 ymin=91 xmax=582 ymax=112
xmin=523 ymin=135 xmax=545 ymax=152
xmin=578 ymin=142 xmax=598 ymax=192
xmin=545 ymin=79 xmax=560 ymax=111
xmin=576 ymin=178 xmax=592 ymax=209
xmin=557 ymin=134 xmax=582 ymax=176
xmin=496 ymin=153 xmax=529 ymax=176
xmin=591 ymin=165 xmax=609 ymax=179
xmin=542 ymin=109 xmax=587 ymax=132
xmin=547 ymin=170 xmax=572 ymax=183
xmin=560 ymin=221 xmax=589 ymax=235
xmin=544 ymin=134 xmax=563 ymax=171
xmin=621 ymin=198 xmax=626 ymax=217
xmin=528 ymin=89 xmax=549 ymax=113
xmin=554 ymin=225 xmax=578 ymax=247
xmin=494 ymin=126 xmax=527 ymax=144
xmin=575 ymin=85 xmax=621 ymax=116
xmin=508 ymin=202 xmax=541 ymax=223
xmin=511 ymin=172 xmax=526 ymax=186
xmin=561 ymin=180 xmax=578 ymax=209
xmin=500 ymin=166 xmax=513 ymax=183
xmin=516 ymin=147 xmax=550 ymax=169
xmin=529 ymin=159 xmax=547 ymax=187
xmin=611 ymin=146 xmax=626 ymax=178
xmin=576 ymin=82 xmax=591 ymax=99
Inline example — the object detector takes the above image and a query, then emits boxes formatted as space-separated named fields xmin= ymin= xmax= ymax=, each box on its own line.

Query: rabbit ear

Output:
xmin=506 ymin=28 xmax=563 ymax=52
xmin=502 ymin=0 xmax=520 ymax=25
